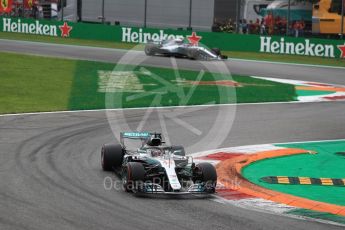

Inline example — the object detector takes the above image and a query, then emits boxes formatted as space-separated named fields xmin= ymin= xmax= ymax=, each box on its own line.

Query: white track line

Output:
xmin=0 ymin=38 xmax=134 ymax=53
xmin=1 ymin=100 xmax=344 ymax=118
xmin=190 ymin=139 xmax=345 ymax=158
xmin=228 ymin=57 xmax=345 ymax=70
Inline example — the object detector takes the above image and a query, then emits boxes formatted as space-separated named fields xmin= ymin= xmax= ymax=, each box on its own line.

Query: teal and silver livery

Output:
xmin=121 ymin=132 xmax=150 ymax=138
xmin=101 ymin=131 xmax=217 ymax=195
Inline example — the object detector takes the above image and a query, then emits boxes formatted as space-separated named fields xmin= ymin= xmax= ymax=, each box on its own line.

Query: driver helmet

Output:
xmin=151 ymin=149 xmax=163 ymax=157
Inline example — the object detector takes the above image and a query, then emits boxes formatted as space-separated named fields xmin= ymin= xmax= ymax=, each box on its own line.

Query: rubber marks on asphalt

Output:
xmin=261 ymin=176 xmax=345 ymax=186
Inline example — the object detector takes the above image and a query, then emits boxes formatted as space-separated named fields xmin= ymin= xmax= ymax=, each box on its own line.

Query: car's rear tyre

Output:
xmin=171 ymin=145 xmax=186 ymax=156
xmin=145 ymin=44 xmax=156 ymax=56
xmin=122 ymin=162 xmax=145 ymax=192
xmin=101 ymin=144 xmax=124 ymax=171
xmin=193 ymin=162 xmax=217 ymax=193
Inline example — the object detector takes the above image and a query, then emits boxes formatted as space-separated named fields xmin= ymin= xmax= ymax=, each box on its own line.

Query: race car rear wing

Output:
xmin=120 ymin=132 xmax=163 ymax=147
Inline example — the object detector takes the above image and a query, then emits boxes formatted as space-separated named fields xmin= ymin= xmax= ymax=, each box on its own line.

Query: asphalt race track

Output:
xmin=0 ymin=39 xmax=345 ymax=85
xmin=1 ymin=39 xmax=345 ymax=230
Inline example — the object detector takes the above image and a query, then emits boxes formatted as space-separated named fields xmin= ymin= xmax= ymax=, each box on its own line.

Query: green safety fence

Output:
xmin=1 ymin=17 xmax=344 ymax=58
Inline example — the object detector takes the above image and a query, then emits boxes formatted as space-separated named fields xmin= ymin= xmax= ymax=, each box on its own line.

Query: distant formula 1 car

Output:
xmin=144 ymin=38 xmax=228 ymax=60
xmin=101 ymin=132 xmax=217 ymax=195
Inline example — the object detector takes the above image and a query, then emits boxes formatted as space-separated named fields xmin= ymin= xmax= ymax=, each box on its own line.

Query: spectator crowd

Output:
xmin=213 ymin=13 xmax=309 ymax=37
xmin=0 ymin=1 xmax=43 ymax=19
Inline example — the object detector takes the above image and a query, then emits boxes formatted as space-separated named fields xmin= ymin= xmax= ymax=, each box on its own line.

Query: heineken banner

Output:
xmin=0 ymin=0 xmax=12 ymax=13
xmin=1 ymin=17 xmax=344 ymax=58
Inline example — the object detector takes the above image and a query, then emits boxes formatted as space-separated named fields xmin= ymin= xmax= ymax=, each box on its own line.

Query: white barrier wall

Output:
xmin=80 ymin=0 xmax=214 ymax=31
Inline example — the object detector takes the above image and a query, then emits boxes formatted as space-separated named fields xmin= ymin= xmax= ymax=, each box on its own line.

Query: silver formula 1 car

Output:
xmin=101 ymin=132 xmax=217 ymax=195
xmin=144 ymin=39 xmax=228 ymax=60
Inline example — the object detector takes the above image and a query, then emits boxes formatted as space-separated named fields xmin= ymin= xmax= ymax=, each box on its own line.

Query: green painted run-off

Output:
xmin=242 ymin=140 xmax=345 ymax=206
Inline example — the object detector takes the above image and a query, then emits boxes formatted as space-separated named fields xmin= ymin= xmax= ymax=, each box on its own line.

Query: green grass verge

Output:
xmin=0 ymin=52 xmax=75 ymax=113
xmin=242 ymin=140 xmax=345 ymax=206
xmin=1 ymin=31 xmax=344 ymax=67
xmin=0 ymin=51 xmax=296 ymax=114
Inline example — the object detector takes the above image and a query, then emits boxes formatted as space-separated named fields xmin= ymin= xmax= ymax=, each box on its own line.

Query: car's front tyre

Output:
xmin=122 ymin=162 xmax=146 ymax=192
xmin=193 ymin=162 xmax=217 ymax=193
xmin=145 ymin=44 xmax=156 ymax=56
